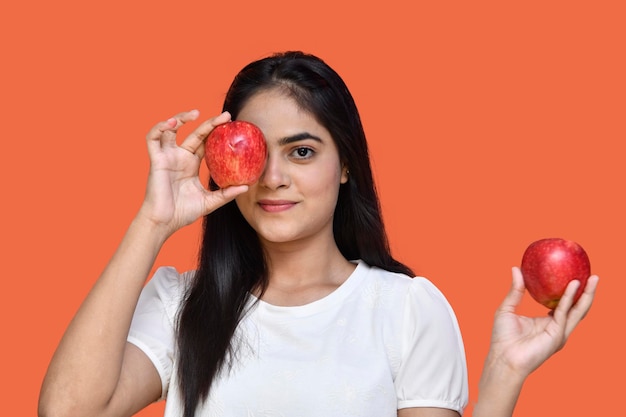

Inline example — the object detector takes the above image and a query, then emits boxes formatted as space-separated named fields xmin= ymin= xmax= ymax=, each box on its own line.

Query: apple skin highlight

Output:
xmin=521 ymin=238 xmax=591 ymax=309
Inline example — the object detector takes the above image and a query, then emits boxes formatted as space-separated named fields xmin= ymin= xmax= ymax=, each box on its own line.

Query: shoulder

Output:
xmin=364 ymin=262 xmax=451 ymax=302
xmin=358 ymin=262 xmax=449 ymax=309
xmin=146 ymin=266 xmax=193 ymax=293
xmin=356 ymin=262 xmax=461 ymax=342
xmin=356 ymin=263 xmax=465 ymax=377
xmin=397 ymin=274 xmax=464 ymax=349
xmin=359 ymin=262 xmax=414 ymax=290
xmin=406 ymin=276 xmax=456 ymax=314
xmin=137 ymin=266 xmax=194 ymax=319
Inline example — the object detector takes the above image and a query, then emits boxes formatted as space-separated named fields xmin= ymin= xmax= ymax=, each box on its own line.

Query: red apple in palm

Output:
xmin=521 ymin=238 xmax=591 ymax=309
xmin=204 ymin=120 xmax=267 ymax=188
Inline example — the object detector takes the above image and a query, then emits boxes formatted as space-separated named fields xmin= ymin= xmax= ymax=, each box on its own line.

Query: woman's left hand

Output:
xmin=487 ymin=266 xmax=599 ymax=378
xmin=474 ymin=273 xmax=598 ymax=417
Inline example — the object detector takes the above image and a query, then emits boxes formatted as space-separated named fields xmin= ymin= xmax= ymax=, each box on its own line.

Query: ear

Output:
xmin=340 ymin=164 xmax=349 ymax=184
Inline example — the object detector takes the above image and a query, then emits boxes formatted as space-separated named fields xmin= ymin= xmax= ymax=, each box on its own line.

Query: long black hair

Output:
xmin=176 ymin=51 xmax=414 ymax=417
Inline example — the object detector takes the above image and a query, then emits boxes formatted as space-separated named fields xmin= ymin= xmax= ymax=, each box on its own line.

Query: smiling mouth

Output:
xmin=258 ymin=201 xmax=297 ymax=213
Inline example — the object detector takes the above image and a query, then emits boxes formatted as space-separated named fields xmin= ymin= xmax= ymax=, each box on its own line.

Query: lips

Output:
xmin=257 ymin=199 xmax=297 ymax=213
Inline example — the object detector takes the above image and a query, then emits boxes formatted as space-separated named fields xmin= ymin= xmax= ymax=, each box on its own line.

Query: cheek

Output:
xmin=306 ymin=170 xmax=343 ymax=206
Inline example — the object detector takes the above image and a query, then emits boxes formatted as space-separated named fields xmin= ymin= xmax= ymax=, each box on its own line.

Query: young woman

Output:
xmin=39 ymin=51 xmax=598 ymax=417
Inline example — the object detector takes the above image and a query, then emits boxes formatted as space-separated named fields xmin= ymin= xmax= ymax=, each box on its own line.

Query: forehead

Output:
xmin=236 ymin=89 xmax=331 ymax=141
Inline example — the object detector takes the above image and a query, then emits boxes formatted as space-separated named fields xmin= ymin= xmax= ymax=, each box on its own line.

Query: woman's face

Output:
xmin=234 ymin=88 xmax=348 ymax=248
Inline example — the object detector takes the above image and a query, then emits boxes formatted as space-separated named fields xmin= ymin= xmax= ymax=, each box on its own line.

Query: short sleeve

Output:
xmin=395 ymin=277 xmax=468 ymax=414
xmin=127 ymin=266 xmax=188 ymax=399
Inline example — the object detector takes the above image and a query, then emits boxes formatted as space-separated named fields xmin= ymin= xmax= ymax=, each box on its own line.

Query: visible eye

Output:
xmin=290 ymin=147 xmax=315 ymax=160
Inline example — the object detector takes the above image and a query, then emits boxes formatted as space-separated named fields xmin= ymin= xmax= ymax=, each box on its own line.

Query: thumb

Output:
xmin=498 ymin=267 xmax=526 ymax=314
xmin=203 ymin=185 xmax=249 ymax=214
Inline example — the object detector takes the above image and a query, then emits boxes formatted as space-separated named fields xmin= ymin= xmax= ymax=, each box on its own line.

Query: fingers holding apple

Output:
xmin=146 ymin=110 xmax=201 ymax=156
xmin=179 ymin=111 xmax=233 ymax=160
xmin=156 ymin=111 xmax=267 ymax=189
xmin=556 ymin=274 xmax=599 ymax=337
xmin=140 ymin=111 xmax=255 ymax=228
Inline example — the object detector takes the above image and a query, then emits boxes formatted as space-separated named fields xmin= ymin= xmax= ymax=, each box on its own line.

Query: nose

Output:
xmin=258 ymin=152 xmax=290 ymax=190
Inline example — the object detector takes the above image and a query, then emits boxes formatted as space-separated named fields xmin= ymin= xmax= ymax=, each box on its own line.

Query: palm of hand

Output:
xmin=488 ymin=267 xmax=597 ymax=379
xmin=145 ymin=145 xmax=207 ymax=227
xmin=490 ymin=306 xmax=567 ymax=377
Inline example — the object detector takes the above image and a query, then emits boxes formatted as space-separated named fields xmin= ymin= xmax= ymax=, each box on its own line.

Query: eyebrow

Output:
xmin=278 ymin=132 xmax=323 ymax=146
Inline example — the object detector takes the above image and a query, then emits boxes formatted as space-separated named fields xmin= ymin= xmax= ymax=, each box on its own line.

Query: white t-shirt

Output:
xmin=128 ymin=260 xmax=468 ymax=416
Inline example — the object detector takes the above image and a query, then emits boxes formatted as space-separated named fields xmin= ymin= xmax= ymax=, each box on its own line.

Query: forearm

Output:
xmin=472 ymin=352 xmax=527 ymax=417
xmin=39 ymin=214 xmax=169 ymax=413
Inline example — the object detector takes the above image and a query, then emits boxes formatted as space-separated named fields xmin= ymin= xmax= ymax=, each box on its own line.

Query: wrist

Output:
xmin=473 ymin=352 xmax=527 ymax=417
xmin=479 ymin=351 xmax=527 ymax=392
xmin=129 ymin=211 xmax=173 ymax=248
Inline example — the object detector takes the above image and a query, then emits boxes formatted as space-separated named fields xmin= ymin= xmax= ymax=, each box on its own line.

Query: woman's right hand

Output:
xmin=39 ymin=110 xmax=250 ymax=417
xmin=138 ymin=110 xmax=248 ymax=237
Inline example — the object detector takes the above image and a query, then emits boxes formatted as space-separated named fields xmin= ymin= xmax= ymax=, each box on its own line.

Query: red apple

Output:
xmin=521 ymin=238 xmax=591 ymax=309
xmin=204 ymin=120 xmax=267 ymax=188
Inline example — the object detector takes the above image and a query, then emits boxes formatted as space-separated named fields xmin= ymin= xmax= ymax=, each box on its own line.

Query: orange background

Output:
xmin=1 ymin=0 xmax=624 ymax=415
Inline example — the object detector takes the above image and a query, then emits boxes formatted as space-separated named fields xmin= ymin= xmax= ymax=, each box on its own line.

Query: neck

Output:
xmin=260 ymin=236 xmax=356 ymax=306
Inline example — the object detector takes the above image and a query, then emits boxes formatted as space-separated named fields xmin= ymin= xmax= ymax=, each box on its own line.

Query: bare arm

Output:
xmin=398 ymin=407 xmax=460 ymax=417
xmin=38 ymin=111 xmax=248 ymax=417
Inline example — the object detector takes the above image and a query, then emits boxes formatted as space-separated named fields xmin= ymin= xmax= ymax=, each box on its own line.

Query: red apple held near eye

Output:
xmin=520 ymin=238 xmax=591 ymax=309
xmin=204 ymin=120 xmax=267 ymax=188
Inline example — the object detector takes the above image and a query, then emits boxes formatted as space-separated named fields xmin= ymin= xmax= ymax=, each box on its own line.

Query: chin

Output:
xmin=257 ymin=230 xmax=304 ymax=245
xmin=253 ymin=222 xmax=325 ymax=246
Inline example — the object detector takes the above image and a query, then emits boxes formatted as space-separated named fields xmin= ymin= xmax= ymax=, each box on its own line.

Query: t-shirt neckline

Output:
xmin=248 ymin=259 xmax=366 ymax=317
